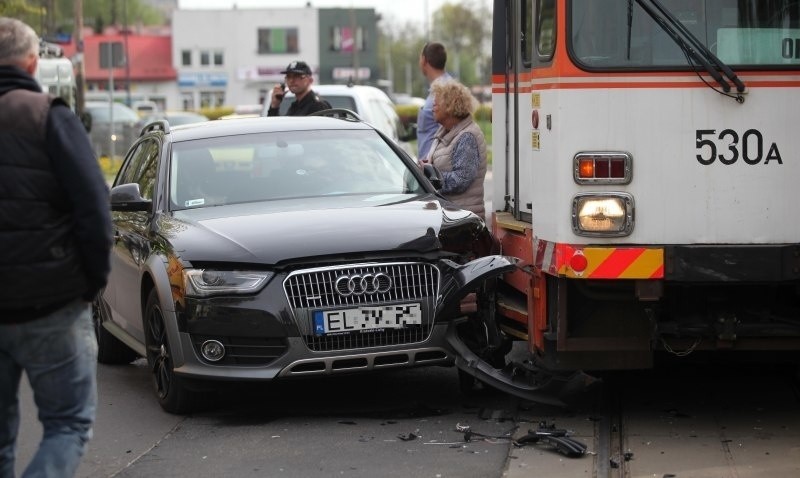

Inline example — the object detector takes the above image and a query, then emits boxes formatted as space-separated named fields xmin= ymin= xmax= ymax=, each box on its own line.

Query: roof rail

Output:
xmin=310 ymin=108 xmax=362 ymax=122
xmin=140 ymin=120 xmax=170 ymax=137
xmin=39 ymin=40 xmax=63 ymax=58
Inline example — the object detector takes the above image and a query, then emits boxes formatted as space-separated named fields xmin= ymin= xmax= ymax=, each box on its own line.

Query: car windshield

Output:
xmin=86 ymin=103 xmax=140 ymax=122
xmin=169 ymin=128 xmax=424 ymax=210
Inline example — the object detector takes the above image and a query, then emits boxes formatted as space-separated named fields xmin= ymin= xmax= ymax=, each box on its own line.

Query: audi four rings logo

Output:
xmin=335 ymin=273 xmax=392 ymax=296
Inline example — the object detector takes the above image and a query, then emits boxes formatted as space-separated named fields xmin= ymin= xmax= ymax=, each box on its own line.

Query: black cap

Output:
xmin=280 ymin=61 xmax=312 ymax=75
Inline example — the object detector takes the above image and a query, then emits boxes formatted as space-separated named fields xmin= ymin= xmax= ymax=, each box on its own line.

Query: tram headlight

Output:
xmin=572 ymin=193 xmax=634 ymax=237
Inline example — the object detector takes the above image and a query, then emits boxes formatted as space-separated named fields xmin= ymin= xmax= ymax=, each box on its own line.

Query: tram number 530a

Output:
xmin=696 ymin=129 xmax=783 ymax=165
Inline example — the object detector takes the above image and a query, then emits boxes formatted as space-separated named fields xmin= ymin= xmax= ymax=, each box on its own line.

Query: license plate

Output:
xmin=313 ymin=303 xmax=422 ymax=335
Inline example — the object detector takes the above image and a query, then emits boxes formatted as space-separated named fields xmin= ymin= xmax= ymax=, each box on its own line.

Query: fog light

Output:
xmin=201 ymin=339 xmax=225 ymax=362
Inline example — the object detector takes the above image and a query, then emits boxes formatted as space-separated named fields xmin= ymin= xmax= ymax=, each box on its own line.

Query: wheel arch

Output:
xmin=141 ymin=253 xmax=187 ymax=367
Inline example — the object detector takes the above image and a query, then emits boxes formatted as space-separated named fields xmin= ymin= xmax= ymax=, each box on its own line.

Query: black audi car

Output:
xmin=94 ymin=112 xmax=517 ymax=413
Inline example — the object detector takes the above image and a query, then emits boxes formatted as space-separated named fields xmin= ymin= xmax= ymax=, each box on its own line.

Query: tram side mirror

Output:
xmin=80 ymin=111 xmax=92 ymax=133
xmin=423 ymin=163 xmax=442 ymax=190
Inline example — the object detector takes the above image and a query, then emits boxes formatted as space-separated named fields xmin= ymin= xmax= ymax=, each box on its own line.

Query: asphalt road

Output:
xmin=16 ymin=360 xmax=528 ymax=478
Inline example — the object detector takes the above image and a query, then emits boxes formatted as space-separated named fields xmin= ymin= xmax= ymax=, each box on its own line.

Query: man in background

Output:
xmin=417 ymin=42 xmax=452 ymax=160
xmin=0 ymin=17 xmax=112 ymax=478
xmin=266 ymin=61 xmax=331 ymax=116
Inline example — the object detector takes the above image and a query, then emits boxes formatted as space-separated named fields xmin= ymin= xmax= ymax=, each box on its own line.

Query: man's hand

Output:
xmin=270 ymin=83 xmax=285 ymax=108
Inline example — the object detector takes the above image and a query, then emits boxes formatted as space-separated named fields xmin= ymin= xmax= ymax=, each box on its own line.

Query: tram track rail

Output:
xmin=594 ymin=377 xmax=628 ymax=478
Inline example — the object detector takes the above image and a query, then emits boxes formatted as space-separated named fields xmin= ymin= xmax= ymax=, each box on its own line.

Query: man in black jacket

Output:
xmin=0 ymin=17 xmax=112 ymax=478
xmin=266 ymin=60 xmax=331 ymax=116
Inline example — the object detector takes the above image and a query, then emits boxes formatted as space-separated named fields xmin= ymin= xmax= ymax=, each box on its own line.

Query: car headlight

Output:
xmin=183 ymin=269 xmax=273 ymax=297
xmin=572 ymin=193 xmax=634 ymax=237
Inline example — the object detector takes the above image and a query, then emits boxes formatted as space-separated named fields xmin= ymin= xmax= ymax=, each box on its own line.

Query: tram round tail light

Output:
xmin=570 ymin=252 xmax=588 ymax=273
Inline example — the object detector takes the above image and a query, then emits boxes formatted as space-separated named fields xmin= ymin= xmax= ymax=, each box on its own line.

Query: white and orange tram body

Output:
xmin=490 ymin=0 xmax=800 ymax=370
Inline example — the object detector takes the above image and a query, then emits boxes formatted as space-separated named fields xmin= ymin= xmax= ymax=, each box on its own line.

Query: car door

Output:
xmin=106 ymin=138 xmax=161 ymax=343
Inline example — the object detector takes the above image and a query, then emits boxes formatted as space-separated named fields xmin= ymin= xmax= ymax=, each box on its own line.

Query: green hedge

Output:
xmin=199 ymin=106 xmax=236 ymax=120
xmin=394 ymin=104 xmax=491 ymax=126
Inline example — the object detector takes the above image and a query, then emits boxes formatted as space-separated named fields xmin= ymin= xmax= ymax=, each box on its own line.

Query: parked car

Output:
xmin=131 ymin=100 xmax=159 ymax=117
xmin=94 ymin=113 xmax=516 ymax=414
xmin=83 ymin=101 xmax=140 ymax=158
xmin=263 ymin=84 xmax=417 ymax=157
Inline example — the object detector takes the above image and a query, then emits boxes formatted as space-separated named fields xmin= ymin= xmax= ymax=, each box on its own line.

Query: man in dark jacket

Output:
xmin=266 ymin=60 xmax=331 ymax=116
xmin=0 ymin=17 xmax=112 ymax=478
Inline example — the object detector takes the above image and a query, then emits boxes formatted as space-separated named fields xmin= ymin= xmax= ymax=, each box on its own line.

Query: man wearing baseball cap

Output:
xmin=266 ymin=61 xmax=331 ymax=116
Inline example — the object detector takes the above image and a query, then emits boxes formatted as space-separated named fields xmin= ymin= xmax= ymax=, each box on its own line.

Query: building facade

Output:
xmin=171 ymin=6 xmax=379 ymax=111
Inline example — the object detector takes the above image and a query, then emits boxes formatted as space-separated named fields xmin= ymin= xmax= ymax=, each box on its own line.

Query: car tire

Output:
xmin=144 ymin=289 xmax=201 ymax=414
xmin=93 ymin=297 xmax=139 ymax=364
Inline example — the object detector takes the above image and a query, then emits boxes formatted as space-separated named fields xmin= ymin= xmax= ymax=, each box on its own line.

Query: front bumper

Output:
xmin=170 ymin=256 xmax=519 ymax=381
xmin=174 ymin=322 xmax=455 ymax=381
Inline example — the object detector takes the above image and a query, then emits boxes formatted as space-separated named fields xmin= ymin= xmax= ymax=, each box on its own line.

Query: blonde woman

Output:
xmin=423 ymin=79 xmax=487 ymax=219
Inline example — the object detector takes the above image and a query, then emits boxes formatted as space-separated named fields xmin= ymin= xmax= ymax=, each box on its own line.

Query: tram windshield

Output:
xmin=569 ymin=0 xmax=800 ymax=69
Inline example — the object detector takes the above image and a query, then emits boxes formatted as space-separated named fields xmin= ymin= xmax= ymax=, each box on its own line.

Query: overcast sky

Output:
xmin=177 ymin=1 xmax=489 ymax=30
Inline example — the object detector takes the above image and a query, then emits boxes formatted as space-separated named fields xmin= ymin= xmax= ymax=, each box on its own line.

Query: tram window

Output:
xmin=522 ymin=0 xmax=533 ymax=65
xmin=570 ymin=0 xmax=800 ymax=69
xmin=536 ymin=0 xmax=556 ymax=59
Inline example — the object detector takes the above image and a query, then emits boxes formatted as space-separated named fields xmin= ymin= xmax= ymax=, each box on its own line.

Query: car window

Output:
xmin=279 ymin=94 xmax=356 ymax=116
xmin=169 ymin=129 xmax=424 ymax=210
xmin=116 ymin=139 xmax=160 ymax=200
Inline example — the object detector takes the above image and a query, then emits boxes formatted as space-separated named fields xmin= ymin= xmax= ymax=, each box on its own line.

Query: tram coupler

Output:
xmin=446 ymin=319 xmax=601 ymax=408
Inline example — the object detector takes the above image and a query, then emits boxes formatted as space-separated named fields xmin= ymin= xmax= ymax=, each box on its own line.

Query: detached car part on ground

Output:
xmin=93 ymin=111 xmax=549 ymax=414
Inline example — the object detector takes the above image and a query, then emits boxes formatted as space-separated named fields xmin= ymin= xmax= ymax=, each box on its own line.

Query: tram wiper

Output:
xmin=626 ymin=0 xmax=633 ymax=60
xmin=635 ymin=0 xmax=746 ymax=97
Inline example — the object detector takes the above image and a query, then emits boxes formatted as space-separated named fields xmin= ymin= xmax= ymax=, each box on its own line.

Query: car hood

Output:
xmin=161 ymin=194 xmax=482 ymax=264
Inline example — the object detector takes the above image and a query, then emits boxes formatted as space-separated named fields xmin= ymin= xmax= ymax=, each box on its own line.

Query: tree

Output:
xmin=375 ymin=0 xmax=492 ymax=95
xmin=42 ymin=0 xmax=165 ymax=35
xmin=0 ymin=1 xmax=45 ymax=31
xmin=377 ymin=19 xmax=428 ymax=97
xmin=430 ymin=1 xmax=491 ymax=86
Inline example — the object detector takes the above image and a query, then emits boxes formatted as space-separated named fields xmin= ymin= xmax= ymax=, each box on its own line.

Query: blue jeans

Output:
xmin=0 ymin=300 xmax=97 ymax=478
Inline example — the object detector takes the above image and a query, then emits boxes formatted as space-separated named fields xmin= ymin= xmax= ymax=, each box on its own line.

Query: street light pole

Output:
xmin=424 ymin=0 xmax=429 ymax=37
xmin=74 ymin=0 xmax=85 ymax=115
xmin=107 ymin=45 xmax=115 ymax=161
xmin=123 ymin=0 xmax=131 ymax=106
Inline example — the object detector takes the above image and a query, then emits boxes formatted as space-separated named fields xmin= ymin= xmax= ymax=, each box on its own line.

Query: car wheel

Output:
xmin=93 ymin=296 xmax=139 ymax=364
xmin=144 ymin=289 xmax=199 ymax=414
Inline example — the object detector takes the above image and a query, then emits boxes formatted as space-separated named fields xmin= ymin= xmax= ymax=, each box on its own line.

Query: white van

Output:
xmin=263 ymin=84 xmax=417 ymax=158
xmin=34 ymin=57 xmax=76 ymax=113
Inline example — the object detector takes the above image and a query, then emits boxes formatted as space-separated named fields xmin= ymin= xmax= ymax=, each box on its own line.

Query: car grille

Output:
xmin=283 ymin=262 xmax=440 ymax=352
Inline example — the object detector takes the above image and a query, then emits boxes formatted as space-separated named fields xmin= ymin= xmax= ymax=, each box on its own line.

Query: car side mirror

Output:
xmin=423 ymin=163 xmax=442 ymax=190
xmin=80 ymin=111 xmax=92 ymax=132
xmin=400 ymin=122 xmax=418 ymax=142
xmin=110 ymin=183 xmax=152 ymax=212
